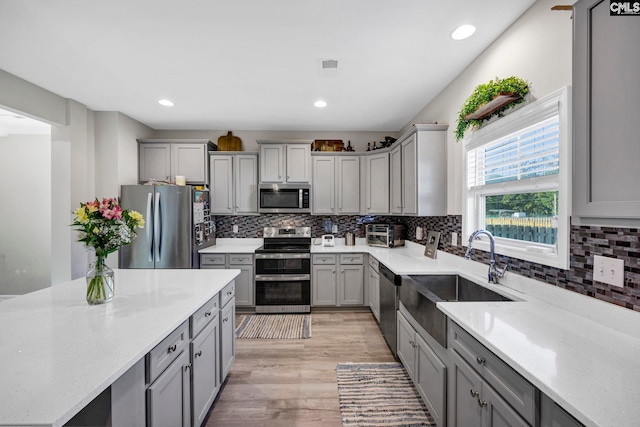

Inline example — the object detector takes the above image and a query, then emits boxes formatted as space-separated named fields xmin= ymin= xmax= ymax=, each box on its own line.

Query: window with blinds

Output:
xmin=467 ymin=116 xmax=560 ymax=190
xmin=462 ymin=86 xmax=571 ymax=269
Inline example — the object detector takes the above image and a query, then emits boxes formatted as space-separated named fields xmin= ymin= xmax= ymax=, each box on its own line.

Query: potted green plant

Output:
xmin=455 ymin=76 xmax=529 ymax=141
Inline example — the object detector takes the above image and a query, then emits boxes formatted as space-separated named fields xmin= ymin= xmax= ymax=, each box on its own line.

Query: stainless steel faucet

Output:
xmin=464 ymin=229 xmax=508 ymax=284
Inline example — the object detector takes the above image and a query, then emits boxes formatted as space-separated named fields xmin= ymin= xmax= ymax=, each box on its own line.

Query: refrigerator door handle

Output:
xmin=146 ymin=192 xmax=153 ymax=262
xmin=154 ymin=192 xmax=162 ymax=262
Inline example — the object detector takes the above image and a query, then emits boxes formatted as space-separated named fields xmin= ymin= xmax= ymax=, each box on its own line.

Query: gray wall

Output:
xmin=0 ymin=134 xmax=52 ymax=295
xmin=0 ymin=69 xmax=154 ymax=286
xmin=152 ymin=129 xmax=398 ymax=153
xmin=401 ymin=0 xmax=574 ymax=215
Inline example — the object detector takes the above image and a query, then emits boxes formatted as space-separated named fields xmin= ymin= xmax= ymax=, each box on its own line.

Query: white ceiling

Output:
xmin=0 ymin=0 xmax=536 ymax=132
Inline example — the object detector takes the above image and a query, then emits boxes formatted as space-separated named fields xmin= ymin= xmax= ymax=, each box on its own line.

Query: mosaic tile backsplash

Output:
xmin=214 ymin=214 xmax=640 ymax=312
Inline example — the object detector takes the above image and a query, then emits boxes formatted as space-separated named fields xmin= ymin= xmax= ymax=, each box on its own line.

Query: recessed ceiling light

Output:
xmin=314 ymin=100 xmax=327 ymax=108
xmin=158 ymin=99 xmax=174 ymax=107
xmin=451 ymin=24 xmax=476 ymax=40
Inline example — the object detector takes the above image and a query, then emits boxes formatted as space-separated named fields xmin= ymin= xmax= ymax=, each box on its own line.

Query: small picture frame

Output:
xmin=424 ymin=231 xmax=441 ymax=259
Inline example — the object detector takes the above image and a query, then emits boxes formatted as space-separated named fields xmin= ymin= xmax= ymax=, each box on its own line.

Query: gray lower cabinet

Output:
xmin=397 ymin=311 xmax=447 ymax=427
xmin=220 ymin=282 xmax=236 ymax=382
xmin=145 ymin=289 xmax=235 ymax=427
xmin=201 ymin=254 xmax=254 ymax=307
xmin=191 ymin=313 xmax=219 ymax=427
xmin=311 ymin=254 xmax=365 ymax=306
xmin=448 ymin=320 xmax=535 ymax=427
xmin=147 ymin=350 xmax=191 ymax=427
xmin=312 ymin=262 xmax=337 ymax=305
xmin=450 ymin=352 xmax=528 ymax=427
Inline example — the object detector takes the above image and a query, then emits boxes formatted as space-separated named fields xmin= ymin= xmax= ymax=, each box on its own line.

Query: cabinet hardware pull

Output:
xmin=470 ymin=389 xmax=479 ymax=398
xmin=195 ymin=350 xmax=202 ymax=358
xmin=223 ymin=317 xmax=229 ymax=322
xmin=333 ymin=270 xmax=335 ymax=274
xmin=185 ymin=363 xmax=192 ymax=371
xmin=205 ymin=311 xmax=212 ymax=317
xmin=477 ymin=399 xmax=487 ymax=408
xmin=227 ymin=291 xmax=233 ymax=295
xmin=168 ymin=344 xmax=177 ymax=353
xmin=476 ymin=356 xmax=486 ymax=365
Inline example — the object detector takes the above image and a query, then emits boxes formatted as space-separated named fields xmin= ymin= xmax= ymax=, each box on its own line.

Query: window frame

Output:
xmin=462 ymin=86 xmax=571 ymax=270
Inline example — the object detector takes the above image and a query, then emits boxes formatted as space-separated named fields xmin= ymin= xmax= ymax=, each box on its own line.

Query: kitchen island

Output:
xmin=0 ymin=268 xmax=239 ymax=427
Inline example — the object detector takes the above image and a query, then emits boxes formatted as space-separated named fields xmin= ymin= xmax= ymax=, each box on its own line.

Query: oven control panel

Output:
xmin=263 ymin=226 xmax=311 ymax=238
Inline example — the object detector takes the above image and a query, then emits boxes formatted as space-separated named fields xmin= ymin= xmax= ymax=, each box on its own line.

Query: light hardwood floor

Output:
xmin=205 ymin=311 xmax=395 ymax=427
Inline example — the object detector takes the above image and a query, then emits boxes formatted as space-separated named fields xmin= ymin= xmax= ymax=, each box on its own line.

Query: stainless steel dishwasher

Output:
xmin=379 ymin=263 xmax=401 ymax=356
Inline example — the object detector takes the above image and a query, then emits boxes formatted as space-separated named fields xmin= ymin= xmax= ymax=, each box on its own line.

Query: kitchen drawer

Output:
xmin=190 ymin=295 xmax=219 ymax=339
xmin=368 ymin=255 xmax=379 ymax=270
xmin=449 ymin=321 xmax=536 ymax=425
xmin=228 ymin=254 xmax=253 ymax=265
xmin=220 ymin=281 xmax=235 ymax=308
xmin=339 ymin=253 xmax=364 ymax=265
xmin=313 ymin=254 xmax=337 ymax=265
xmin=200 ymin=254 xmax=226 ymax=266
xmin=147 ymin=321 xmax=189 ymax=384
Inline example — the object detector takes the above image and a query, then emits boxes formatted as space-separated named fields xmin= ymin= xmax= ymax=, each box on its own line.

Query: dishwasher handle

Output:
xmin=379 ymin=263 xmax=402 ymax=286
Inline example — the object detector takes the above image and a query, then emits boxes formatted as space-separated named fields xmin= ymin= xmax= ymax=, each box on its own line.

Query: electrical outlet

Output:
xmin=451 ymin=232 xmax=458 ymax=247
xmin=233 ymin=225 xmax=238 ymax=234
xmin=593 ymin=255 xmax=625 ymax=288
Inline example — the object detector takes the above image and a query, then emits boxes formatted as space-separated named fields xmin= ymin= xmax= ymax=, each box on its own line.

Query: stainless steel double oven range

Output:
xmin=254 ymin=227 xmax=311 ymax=313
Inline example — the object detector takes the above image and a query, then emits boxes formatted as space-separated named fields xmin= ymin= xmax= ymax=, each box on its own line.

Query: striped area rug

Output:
xmin=235 ymin=314 xmax=311 ymax=339
xmin=336 ymin=362 xmax=435 ymax=427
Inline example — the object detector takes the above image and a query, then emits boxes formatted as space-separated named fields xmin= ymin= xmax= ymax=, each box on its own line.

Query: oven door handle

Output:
xmin=255 ymin=253 xmax=311 ymax=259
xmin=255 ymin=274 xmax=311 ymax=281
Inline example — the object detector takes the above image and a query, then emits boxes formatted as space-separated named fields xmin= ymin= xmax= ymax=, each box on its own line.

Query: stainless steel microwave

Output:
xmin=258 ymin=184 xmax=311 ymax=213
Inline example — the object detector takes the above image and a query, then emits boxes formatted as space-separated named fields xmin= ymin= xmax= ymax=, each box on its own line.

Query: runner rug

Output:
xmin=235 ymin=314 xmax=311 ymax=339
xmin=336 ymin=362 xmax=435 ymax=426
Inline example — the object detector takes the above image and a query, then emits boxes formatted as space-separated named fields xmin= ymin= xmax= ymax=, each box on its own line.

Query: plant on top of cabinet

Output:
xmin=455 ymin=76 xmax=529 ymax=141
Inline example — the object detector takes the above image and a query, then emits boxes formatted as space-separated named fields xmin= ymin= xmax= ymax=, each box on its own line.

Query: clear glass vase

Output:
xmin=86 ymin=253 xmax=114 ymax=305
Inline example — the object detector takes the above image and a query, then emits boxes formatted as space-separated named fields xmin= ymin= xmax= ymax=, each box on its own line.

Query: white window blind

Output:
xmin=468 ymin=117 xmax=560 ymax=190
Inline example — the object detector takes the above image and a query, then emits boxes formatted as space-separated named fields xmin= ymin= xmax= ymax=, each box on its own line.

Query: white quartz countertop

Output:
xmin=198 ymin=238 xmax=640 ymax=427
xmin=199 ymin=238 xmax=263 ymax=254
xmin=0 ymin=268 xmax=240 ymax=427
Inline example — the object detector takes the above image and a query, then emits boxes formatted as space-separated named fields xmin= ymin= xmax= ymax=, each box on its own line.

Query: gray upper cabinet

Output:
xmin=312 ymin=154 xmax=360 ymax=215
xmin=392 ymin=124 xmax=447 ymax=216
xmin=138 ymin=139 xmax=216 ymax=185
xmin=573 ymin=0 xmax=640 ymax=226
xmin=209 ymin=153 xmax=258 ymax=215
xmin=257 ymin=140 xmax=312 ymax=184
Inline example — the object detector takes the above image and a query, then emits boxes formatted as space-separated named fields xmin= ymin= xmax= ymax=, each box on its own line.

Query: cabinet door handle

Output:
xmin=476 ymin=356 xmax=486 ymax=365
xmin=477 ymin=398 xmax=487 ymax=408
xmin=470 ymin=389 xmax=479 ymax=398
xmin=227 ymin=291 xmax=233 ymax=295
xmin=185 ymin=363 xmax=192 ymax=371
xmin=205 ymin=311 xmax=212 ymax=317
xmin=223 ymin=317 xmax=229 ymax=322
xmin=195 ymin=350 xmax=202 ymax=358
xmin=332 ymin=270 xmax=335 ymax=274
xmin=167 ymin=344 xmax=177 ymax=353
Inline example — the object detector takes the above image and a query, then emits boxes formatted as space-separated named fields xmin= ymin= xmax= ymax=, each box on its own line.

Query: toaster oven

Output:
xmin=365 ymin=224 xmax=405 ymax=248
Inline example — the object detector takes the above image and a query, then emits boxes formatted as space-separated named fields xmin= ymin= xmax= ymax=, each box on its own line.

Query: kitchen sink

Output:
xmin=399 ymin=275 xmax=514 ymax=348
xmin=405 ymin=274 xmax=513 ymax=302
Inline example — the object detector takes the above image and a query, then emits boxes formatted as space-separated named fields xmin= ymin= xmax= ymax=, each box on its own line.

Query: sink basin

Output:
xmin=406 ymin=275 xmax=513 ymax=302
xmin=399 ymin=275 xmax=514 ymax=348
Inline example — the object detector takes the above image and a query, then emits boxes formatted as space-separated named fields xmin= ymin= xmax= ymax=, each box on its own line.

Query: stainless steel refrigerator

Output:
xmin=119 ymin=185 xmax=215 ymax=269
